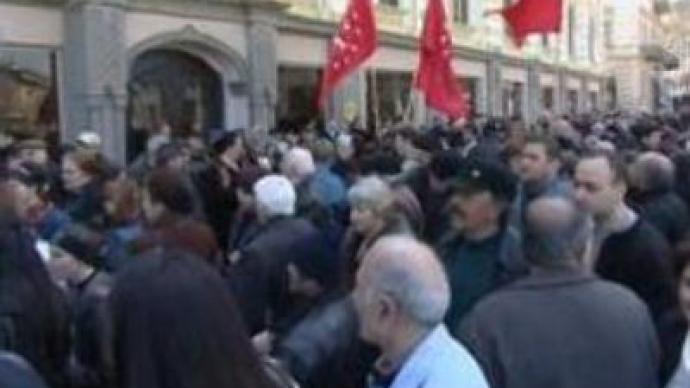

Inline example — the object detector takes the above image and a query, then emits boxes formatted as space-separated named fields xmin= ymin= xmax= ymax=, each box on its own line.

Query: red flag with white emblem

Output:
xmin=316 ymin=0 xmax=377 ymax=109
xmin=414 ymin=0 xmax=470 ymax=120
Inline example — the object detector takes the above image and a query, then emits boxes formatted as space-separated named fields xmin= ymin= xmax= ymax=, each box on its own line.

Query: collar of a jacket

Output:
xmin=507 ymin=267 xmax=597 ymax=290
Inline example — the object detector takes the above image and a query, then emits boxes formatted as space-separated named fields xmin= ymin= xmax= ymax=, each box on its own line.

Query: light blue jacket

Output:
xmin=382 ymin=325 xmax=489 ymax=388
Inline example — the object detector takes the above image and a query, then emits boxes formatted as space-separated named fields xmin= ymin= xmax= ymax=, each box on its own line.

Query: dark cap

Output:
xmin=451 ymin=158 xmax=518 ymax=202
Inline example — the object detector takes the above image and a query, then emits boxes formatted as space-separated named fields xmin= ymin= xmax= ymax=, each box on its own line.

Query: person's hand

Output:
xmin=227 ymin=250 xmax=243 ymax=265
xmin=252 ymin=331 xmax=275 ymax=356
xmin=45 ymin=246 xmax=95 ymax=288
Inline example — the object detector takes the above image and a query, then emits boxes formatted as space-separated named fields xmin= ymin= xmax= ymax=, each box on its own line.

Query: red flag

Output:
xmin=500 ymin=0 xmax=563 ymax=47
xmin=317 ymin=0 xmax=377 ymax=109
xmin=414 ymin=0 xmax=470 ymax=120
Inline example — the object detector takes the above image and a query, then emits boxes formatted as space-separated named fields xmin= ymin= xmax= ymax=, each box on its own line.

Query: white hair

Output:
xmin=368 ymin=237 xmax=450 ymax=327
xmin=254 ymin=175 xmax=296 ymax=218
xmin=348 ymin=176 xmax=395 ymax=213
xmin=336 ymin=133 xmax=355 ymax=160
xmin=282 ymin=147 xmax=316 ymax=183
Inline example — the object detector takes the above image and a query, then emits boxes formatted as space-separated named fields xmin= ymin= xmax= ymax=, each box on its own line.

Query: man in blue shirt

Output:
xmin=352 ymin=235 xmax=488 ymax=388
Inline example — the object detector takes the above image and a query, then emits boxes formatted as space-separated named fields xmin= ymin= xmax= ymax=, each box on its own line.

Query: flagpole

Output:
xmin=403 ymin=69 xmax=418 ymax=124
xmin=371 ymin=67 xmax=381 ymax=133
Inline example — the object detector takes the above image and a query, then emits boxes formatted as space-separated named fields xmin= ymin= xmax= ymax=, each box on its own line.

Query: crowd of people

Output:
xmin=2 ymin=110 xmax=690 ymax=388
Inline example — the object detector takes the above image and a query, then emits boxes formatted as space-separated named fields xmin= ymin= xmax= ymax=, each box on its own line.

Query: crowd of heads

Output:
xmin=4 ymin=109 xmax=690 ymax=387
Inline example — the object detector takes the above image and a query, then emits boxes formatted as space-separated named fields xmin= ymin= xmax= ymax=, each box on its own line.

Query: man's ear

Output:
xmin=377 ymin=293 xmax=397 ymax=320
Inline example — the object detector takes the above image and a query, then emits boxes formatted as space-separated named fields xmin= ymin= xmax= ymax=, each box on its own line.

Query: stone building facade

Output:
xmin=0 ymin=0 xmax=612 ymax=163
xmin=602 ymin=0 xmax=677 ymax=112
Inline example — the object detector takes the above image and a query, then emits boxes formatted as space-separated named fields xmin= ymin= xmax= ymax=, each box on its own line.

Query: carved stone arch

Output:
xmin=127 ymin=25 xmax=249 ymax=82
xmin=126 ymin=25 xmax=251 ymax=157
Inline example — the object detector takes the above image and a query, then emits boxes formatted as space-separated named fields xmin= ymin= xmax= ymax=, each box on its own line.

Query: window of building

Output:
xmin=367 ymin=70 xmax=412 ymax=128
xmin=458 ymin=76 xmax=478 ymax=116
xmin=0 ymin=47 xmax=61 ymax=140
xmin=542 ymin=87 xmax=555 ymax=111
xmin=567 ymin=89 xmax=578 ymax=115
xmin=589 ymin=91 xmax=598 ymax=111
xmin=277 ymin=66 xmax=321 ymax=129
xmin=454 ymin=0 xmax=469 ymax=25
xmin=502 ymin=82 xmax=524 ymax=119
xmin=379 ymin=0 xmax=399 ymax=7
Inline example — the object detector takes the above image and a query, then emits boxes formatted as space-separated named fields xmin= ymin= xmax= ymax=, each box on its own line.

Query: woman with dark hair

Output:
xmin=0 ymin=178 xmax=70 ymax=388
xmin=195 ymin=130 xmax=245 ymax=254
xmin=135 ymin=167 xmax=219 ymax=267
xmin=226 ymin=165 xmax=266 ymax=255
xmin=59 ymin=149 xmax=109 ymax=228
xmin=110 ymin=249 xmax=277 ymax=388
xmin=662 ymin=243 xmax=690 ymax=386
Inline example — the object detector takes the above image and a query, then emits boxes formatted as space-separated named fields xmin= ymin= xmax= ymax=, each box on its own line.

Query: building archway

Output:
xmin=126 ymin=28 xmax=250 ymax=160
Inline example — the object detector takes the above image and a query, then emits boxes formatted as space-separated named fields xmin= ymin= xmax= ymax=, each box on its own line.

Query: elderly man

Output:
xmin=352 ymin=236 xmax=489 ymax=388
xmin=460 ymin=197 xmax=660 ymax=388
xmin=282 ymin=146 xmax=346 ymax=209
xmin=229 ymin=175 xmax=332 ymax=336
xmin=574 ymin=152 xmax=675 ymax=323
xmin=628 ymin=152 xmax=689 ymax=246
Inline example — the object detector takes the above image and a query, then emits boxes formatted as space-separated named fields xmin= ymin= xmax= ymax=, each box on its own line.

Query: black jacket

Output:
xmin=0 ymin=220 xmax=70 ymax=388
xmin=596 ymin=218 xmax=676 ymax=323
xmin=0 ymin=352 xmax=50 ymax=388
xmin=274 ymin=297 xmax=375 ymax=388
xmin=631 ymin=189 xmax=690 ymax=246
xmin=227 ymin=217 xmax=330 ymax=335
xmin=68 ymin=272 xmax=115 ymax=388
xmin=194 ymin=164 xmax=239 ymax=253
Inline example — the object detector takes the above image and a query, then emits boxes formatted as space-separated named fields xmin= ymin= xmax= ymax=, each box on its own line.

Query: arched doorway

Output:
xmin=127 ymin=49 xmax=224 ymax=160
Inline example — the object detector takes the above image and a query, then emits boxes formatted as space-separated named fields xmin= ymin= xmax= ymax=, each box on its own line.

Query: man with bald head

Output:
xmin=352 ymin=236 xmax=488 ymax=388
xmin=459 ymin=197 xmax=660 ymax=388
xmin=629 ymin=151 xmax=689 ymax=246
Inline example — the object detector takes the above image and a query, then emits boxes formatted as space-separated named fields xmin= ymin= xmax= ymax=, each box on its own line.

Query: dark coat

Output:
xmin=194 ymin=163 xmax=239 ymax=253
xmin=596 ymin=218 xmax=676 ymax=323
xmin=630 ymin=189 xmax=690 ymax=246
xmin=228 ymin=216 xmax=329 ymax=335
xmin=402 ymin=167 xmax=453 ymax=244
xmin=67 ymin=272 xmax=115 ymax=388
xmin=274 ymin=296 xmax=374 ymax=388
xmin=0 ymin=352 xmax=50 ymax=388
xmin=438 ymin=228 xmax=526 ymax=332
xmin=0 ymin=220 xmax=70 ymax=388
xmin=459 ymin=269 xmax=660 ymax=388
xmin=60 ymin=181 xmax=105 ymax=229
xmin=658 ymin=309 xmax=688 ymax=384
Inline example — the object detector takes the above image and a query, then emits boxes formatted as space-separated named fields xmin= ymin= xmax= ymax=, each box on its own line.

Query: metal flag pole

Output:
xmin=403 ymin=72 xmax=418 ymax=125
xmin=371 ymin=67 xmax=381 ymax=133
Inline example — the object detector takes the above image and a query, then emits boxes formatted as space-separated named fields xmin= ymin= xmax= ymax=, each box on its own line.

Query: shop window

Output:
xmin=0 ymin=47 xmax=60 ymax=139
